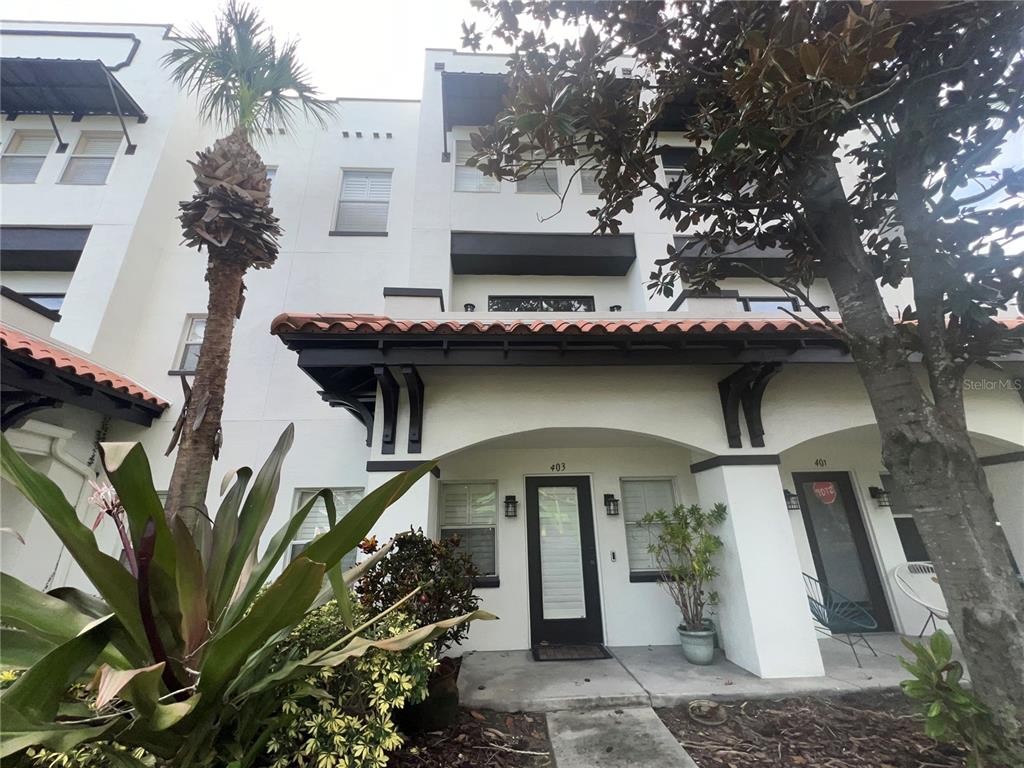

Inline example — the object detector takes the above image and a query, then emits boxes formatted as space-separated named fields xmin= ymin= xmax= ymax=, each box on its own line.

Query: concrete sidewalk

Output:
xmin=546 ymin=707 xmax=698 ymax=768
xmin=460 ymin=634 xmax=929 ymax=712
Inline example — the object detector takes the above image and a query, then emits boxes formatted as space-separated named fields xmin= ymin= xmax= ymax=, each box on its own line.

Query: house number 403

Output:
xmin=550 ymin=462 xmax=567 ymax=472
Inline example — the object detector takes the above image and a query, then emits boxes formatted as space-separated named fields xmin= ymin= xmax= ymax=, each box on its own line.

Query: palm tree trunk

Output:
xmin=165 ymin=256 xmax=246 ymax=530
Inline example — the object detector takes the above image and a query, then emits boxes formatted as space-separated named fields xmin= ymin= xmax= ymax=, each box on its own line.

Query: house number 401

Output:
xmin=550 ymin=462 xmax=567 ymax=472
xmin=814 ymin=458 xmax=827 ymax=467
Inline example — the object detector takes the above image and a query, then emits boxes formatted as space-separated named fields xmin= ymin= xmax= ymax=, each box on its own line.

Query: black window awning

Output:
xmin=441 ymin=72 xmax=508 ymax=132
xmin=1 ymin=58 xmax=146 ymax=121
xmin=671 ymin=236 xmax=824 ymax=279
xmin=1 ymin=227 xmax=90 ymax=271
xmin=451 ymin=232 xmax=636 ymax=276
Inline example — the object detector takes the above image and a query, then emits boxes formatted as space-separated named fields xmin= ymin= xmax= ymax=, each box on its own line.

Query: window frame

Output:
xmin=59 ymin=131 xmax=122 ymax=186
xmin=19 ymin=292 xmax=65 ymax=312
xmin=738 ymin=296 xmax=801 ymax=313
xmin=661 ymin=146 xmax=697 ymax=188
xmin=265 ymin=166 xmax=277 ymax=186
xmin=579 ymin=167 xmax=601 ymax=195
xmin=1 ymin=130 xmax=55 ymax=184
xmin=516 ymin=151 xmax=558 ymax=195
xmin=330 ymin=167 xmax=393 ymax=236
xmin=619 ymin=476 xmax=678 ymax=582
xmin=453 ymin=139 xmax=499 ymax=193
xmin=487 ymin=295 xmax=597 ymax=313
xmin=291 ymin=487 xmax=364 ymax=567
xmin=169 ymin=314 xmax=207 ymax=375
xmin=439 ymin=480 xmax=500 ymax=588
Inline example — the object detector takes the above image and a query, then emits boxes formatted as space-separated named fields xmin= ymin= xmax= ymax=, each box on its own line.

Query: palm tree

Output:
xmin=162 ymin=2 xmax=335 ymax=529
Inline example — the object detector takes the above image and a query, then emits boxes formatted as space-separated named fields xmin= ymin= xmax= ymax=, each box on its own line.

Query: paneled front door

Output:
xmin=526 ymin=476 xmax=604 ymax=646
xmin=794 ymin=472 xmax=893 ymax=631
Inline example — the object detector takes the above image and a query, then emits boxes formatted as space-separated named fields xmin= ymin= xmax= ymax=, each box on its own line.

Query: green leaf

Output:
xmin=0 ymin=628 xmax=56 ymax=669
xmin=172 ymin=517 xmax=209 ymax=657
xmin=711 ymin=127 xmax=740 ymax=157
xmin=930 ymin=630 xmax=953 ymax=663
xmin=302 ymin=461 xmax=436 ymax=568
xmin=92 ymin=662 xmax=200 ymax=731
xmin=215 ymin=426 xmax=294 ymax=615
xmin=1 ymin=436 xmax=149 ymax=658
xmin=206 ymin=466 xmax=252 ymax=620
xmin=0 ymin=572 xmax=92 ymax=647
xmin=0 ymin=702 xmax=114 ymax=760
xmin=515 ymin=113 xmax=545 ymax=133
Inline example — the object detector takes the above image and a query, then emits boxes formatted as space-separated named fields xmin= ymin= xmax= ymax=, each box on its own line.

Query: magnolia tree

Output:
xmin=462 ymin=0 xmax=1024 ymax=729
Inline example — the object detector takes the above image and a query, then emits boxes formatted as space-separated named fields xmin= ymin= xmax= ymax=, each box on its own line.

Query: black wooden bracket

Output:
xmin=1 ymin=393 xmax=62 ymax=431
xmin=323 ymin=391 xmax=375 ymax=447
xmin=374 ymin=366 xmax=399 ymax=455
xmin=401 ymin=365 xmax=424 ymax=454
xmin=718 ymin=362 xmax=782 ymax=448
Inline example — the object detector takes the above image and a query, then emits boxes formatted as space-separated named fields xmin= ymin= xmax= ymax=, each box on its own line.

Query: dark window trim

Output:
xmin=488 ymin=295 xmax=597 ymax=312
xmin=0 ymin=285 xmax=61 ymax=321
xmin=667 ymin=289 xmax=740 ymax=311
xmin=166 ymin=368 xmax=196 ymax=377
xmin=979 ymin=451 xmax=1024 ymax=467
xmin=629 ymin=571 xmax=666 ymax=583
xmin=474 ymin=575 xmax=500 ymax=589
xmin=383 ymin=287 xmax=445 ymax=311
xmin=738 ymin=296 xmax=801 ymax=312
xmin=328 ymin=230 xmax=388 ymax=237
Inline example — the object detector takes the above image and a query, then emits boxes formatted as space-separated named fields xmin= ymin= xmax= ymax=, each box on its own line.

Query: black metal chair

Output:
xmin=803 ymin=572 xmax=878 ymax=667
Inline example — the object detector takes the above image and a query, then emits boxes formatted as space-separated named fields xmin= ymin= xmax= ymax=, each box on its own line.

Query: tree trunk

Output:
xmin=164 ymin=257 xmax=246 ymax=530
xmin=798 ymin=156 xmax=1024 ymax=730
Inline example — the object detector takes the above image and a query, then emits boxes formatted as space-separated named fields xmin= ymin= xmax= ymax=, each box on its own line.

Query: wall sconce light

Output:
xmin=868 ymin=486 xmax=891 ymax=507
xmin=504 ymin=495 xmax=518 ymax=518
xmin=464 ymin=303 xmax=476 ymax=312
xmin=783 ymin=489 xmax=802 ymax=511
xmin=609 ymin=304 xmax=622 ymax=312
xmin=604 ymin=493 xmax=620 ymax=516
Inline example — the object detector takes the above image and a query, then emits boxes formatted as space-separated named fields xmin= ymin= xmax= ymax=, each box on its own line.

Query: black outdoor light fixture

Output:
xmin=604 ymin=493 xmax=620 ymax=516
xmin=609 ymin=304 xmax=622 ymax=312
xmin=868 ymin=486 xmax=891 ymax=507
xmin=464 ymin=303 xmax=476 ymax=312
xmin=504 ymin=495 xmax=518 ymax=518
xmin=784 ymin=489 xmax=802 ymax=511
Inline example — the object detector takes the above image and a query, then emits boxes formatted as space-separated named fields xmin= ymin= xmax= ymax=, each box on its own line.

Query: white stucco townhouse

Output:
xmin=1 ymin=23 xmax=1021 ymax=680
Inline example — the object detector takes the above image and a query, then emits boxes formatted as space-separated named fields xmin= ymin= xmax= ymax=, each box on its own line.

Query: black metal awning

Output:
xmin=451 ymin=232 xmax=637 ymax=276
xmin=0 ymin=227 xmax=91 ymax=271
xmin=1 ymin=58 xmax=146 ymax=153
xmin=441 ymin=71 xmax=507 ymax=133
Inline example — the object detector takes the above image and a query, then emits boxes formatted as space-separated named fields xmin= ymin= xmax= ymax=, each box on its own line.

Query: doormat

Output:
xmin=532 ymin=643 xmax=612 ymax=662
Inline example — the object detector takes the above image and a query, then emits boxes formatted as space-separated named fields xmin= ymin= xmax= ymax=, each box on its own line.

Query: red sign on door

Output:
xmin=812 ymin=482 xmax=837 ymax=505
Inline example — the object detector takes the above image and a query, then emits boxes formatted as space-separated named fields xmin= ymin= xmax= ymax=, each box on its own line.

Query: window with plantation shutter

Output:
xmin=2 ymin=131 xmax=53 ymax=184
xmin=454 ymin=140 xmax=499 ymax=192
xmin=290 ymin=488 xmax=364 ymax=569
xmin=516 ymin=150 xmax=558 ymax=194
xmin=333 ymin=169 xmax=392 ymax=233
xmin=621 ymin=479 xmax=676 ymax=574
xmin=440 ymin=482 xmax=497 ymax=577
xmin=60 ymin=132 xmax=121 ymax=185
xmin=580 ymin=168 xmax=600 ymax=195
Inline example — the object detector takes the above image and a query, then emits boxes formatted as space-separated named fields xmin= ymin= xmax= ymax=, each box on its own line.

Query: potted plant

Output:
xmin=641 ymin=502 xmax=728 ymax=665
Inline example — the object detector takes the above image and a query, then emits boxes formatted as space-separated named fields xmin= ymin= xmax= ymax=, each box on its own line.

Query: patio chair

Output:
xmin=893 ymin=561 xmax=948 ymax=637
xmin=802 ymin=572 xmax=878 ymax=668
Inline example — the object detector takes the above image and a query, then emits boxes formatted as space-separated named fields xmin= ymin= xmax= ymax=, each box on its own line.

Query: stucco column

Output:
xmin=364 ymin=466 xmax=438 ymax=544
xmin=692 ymin=457 xmax=824 ymax=678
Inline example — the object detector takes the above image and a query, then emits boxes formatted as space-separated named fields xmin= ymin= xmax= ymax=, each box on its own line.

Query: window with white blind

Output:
xmin=265 ymin=166 xmax=277 ymax=186
xmin=621 ymin=479 xmax=676 ymax=575
xmin=174 ymin=316 xmax=207 ymax=373
xmin=333 ymin=169 xmax=392 ymax=234
xmin=440 ymin=482 xmax=498 ymax=579
xmin=454 ymin=140 xmax=499 ymax=192
xmin=291 ymin=488 xmax=364 ymax=568
xmin=580 ymin=168 xmax=601 ymax=195
xmin=662 ymin=147 xmax=697 ymax=188
xmin=60 ymin=133 xmax=121 ymax=185
xmin=516 ymin=151 xmax=558 ymax=194
xmin=2 ymin=132 xmax=54 ymax=184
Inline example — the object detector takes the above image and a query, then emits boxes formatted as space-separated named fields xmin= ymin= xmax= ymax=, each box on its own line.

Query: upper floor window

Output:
xmin=1 ymin=131 xmax=54 ymax=184
xmin=662 ymin=147 xmax=697 ymax=188
xmin=175 ymin=316 xmax=206 ymax=373
xmin=60 ymin=132 xmax=122 ymax=185
xmin=580 ymin=168 xmax=601 ymax=195
xmin=454 ymin=140 xmax=499 ymax=192
xmin=21 ymin=293 xmax=64 ymax=311
xmin=738 ymin=296 xmax=800 ymax=314
xmin=621 ymin=478 xmax=676 ymax=576
xmin=265 ymin=166 xmax=277 ymax=186
xmin=488 ymin=295 xmax=596 ymax=312
xmin=516 ymin=151 xmax=558 ymax=194
xmin=292 ymin=488 xmax=363 ymax=568
xmin=440 ymin=482 xmax=498 ymax=580
xmin=333 ymin=169 xmax=392 ymax=234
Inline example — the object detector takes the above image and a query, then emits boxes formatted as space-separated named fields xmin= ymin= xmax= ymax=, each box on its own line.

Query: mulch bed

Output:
xmin=390 ymin=709 xmax=552 ymax=768
xmin=658 ymin=690 xmax=968 ymax=767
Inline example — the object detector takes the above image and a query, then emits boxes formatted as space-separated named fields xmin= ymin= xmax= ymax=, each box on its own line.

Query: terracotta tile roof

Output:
xmin=271 ymin=313 xmax=843 ymax=337
xmin=1 ymin=324 xmax=169 ymax=409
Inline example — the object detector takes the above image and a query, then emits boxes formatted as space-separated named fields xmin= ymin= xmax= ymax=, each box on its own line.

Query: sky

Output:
xmin=1 ymin=0 xmax=494 ymax=100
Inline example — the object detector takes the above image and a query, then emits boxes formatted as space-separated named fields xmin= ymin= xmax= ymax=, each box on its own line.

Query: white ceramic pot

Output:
xmin=677 ymin=627 xmax=716 ymax=665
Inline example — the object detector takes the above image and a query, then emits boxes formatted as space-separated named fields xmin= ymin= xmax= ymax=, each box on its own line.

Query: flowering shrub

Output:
xmin=260 ymin=600 xmax=437 ymax=768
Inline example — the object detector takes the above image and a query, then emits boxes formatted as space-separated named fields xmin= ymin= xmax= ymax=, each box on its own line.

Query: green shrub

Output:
xmin=357 ymin=529 xmax=480 ymax=657
xmin=900 ymin=631 xmax=1023 ymax=767
xmin=260 ymin=601 xmax=437 ymax=768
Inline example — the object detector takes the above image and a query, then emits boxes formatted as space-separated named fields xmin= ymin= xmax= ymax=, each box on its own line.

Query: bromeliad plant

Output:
xmin=0 ymin=425 xmax=493 ymax=766
xmin=641 ymin=503 xmax=727 ymax=632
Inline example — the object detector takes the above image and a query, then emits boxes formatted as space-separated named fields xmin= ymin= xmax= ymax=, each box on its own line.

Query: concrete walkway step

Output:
xmin=546 ymin=707 xmax=698 ymax=768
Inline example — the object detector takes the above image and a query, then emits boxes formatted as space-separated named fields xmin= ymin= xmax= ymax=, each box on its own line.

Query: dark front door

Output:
xmin=526 ymin=476 xmax=604 ymax=646
xmin=794 ymin=472 xmax=893 ymax=631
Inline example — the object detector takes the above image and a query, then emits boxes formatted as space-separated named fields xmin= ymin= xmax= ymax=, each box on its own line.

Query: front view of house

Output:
xmin=2 ymin=26 xmax=1022 ymax=682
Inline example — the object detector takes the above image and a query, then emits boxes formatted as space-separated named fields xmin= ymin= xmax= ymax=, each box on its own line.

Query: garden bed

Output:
xmin=390 ymin=708 xmax=552 ymax=768
xmin=657 ymin=690 xmax=967 ymax=767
